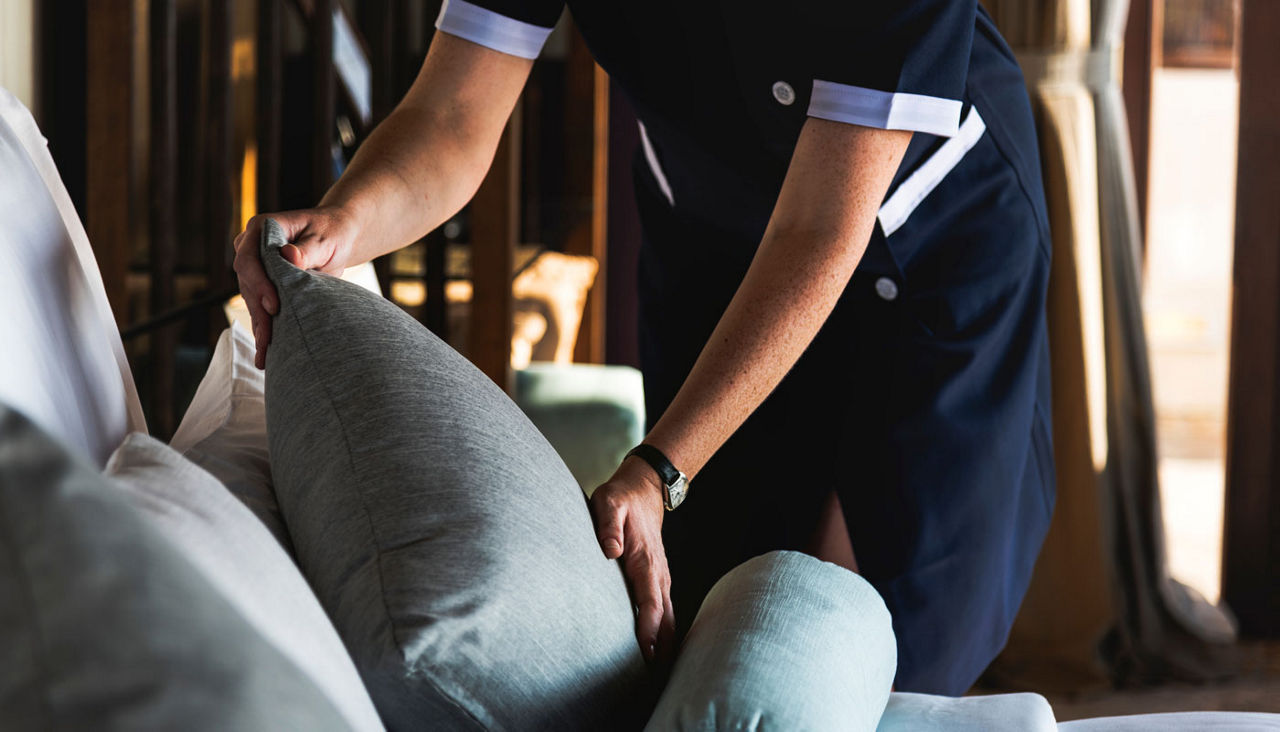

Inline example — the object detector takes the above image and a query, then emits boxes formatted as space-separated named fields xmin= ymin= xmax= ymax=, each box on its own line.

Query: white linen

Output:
xmin=170 ymin=323 xmax=287 ymax=547
xmin=878 ymin=691 xmax=1057 ymax=731
xmin=0 ymin=86 xmax=144 ymax=465
xmin=106 ymin=433 xmax=385 ymax=732
xmin=1059 ymin=712 xmax=1280 ymax=730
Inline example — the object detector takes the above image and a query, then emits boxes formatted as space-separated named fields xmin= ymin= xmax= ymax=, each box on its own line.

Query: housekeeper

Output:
xmin=234 ymin=0 xmax=1055 ymax=695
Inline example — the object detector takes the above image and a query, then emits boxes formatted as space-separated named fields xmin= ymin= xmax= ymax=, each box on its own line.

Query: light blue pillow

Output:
xmin=646 ymin=551 xmax=897 ymax=731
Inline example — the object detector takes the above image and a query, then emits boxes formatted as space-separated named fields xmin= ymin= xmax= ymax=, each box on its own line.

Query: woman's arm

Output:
xmin=233 ymin=33 xmax=533 ymax=367
xmin=590 ymin=119 xmax=912 ymax=662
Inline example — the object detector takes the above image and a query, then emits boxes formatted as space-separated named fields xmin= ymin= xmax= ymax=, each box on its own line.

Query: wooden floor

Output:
xmin=1039 ymin=641 xmax=1280 ymax=722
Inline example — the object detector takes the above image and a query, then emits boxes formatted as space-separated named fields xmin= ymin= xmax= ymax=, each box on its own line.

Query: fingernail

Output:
xmin=262 ymin=296 xmax=277 ymax=315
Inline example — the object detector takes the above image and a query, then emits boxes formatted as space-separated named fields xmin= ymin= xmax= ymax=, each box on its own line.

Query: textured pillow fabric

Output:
xmin=259 ymin=219 xmax=647 ymax=730
xmin=170 ymin=323 xmax=287 ymax=546
xmin=876 ymin=692 xmax=1056 ymax=731
xmin=645 ymin=551 xmax=896 ymax=731
xmin=0 ymin=406 xmax=349 ymax=731
xmin=106 ymin=432 xmax=384 ymax=732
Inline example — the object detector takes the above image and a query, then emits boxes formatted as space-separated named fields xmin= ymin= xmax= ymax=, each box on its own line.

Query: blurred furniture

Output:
xmin=513 ymin=362 xmax=644 ymax=494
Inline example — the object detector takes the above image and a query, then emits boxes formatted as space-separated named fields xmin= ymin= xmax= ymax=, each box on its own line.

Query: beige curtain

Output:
xmin=982 ymin=0 xmax=1238 ymax=691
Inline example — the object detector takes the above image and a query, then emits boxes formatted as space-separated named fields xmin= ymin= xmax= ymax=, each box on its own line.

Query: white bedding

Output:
xmin=0 ymin=87 xmax=144 ymax=465
xmin=1059 ymin=711 xmax=1280 ymax=730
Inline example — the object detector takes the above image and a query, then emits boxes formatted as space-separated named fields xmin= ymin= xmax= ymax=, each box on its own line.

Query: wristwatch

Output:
xmin=626 ymin=444 xmax=689 ymax=511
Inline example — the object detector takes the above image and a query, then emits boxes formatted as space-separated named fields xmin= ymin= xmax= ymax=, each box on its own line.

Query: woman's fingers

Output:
xmin=232 ymin=218 xmax=278 ymax=369
xmin=657 ymin=590 xmax=676 ymax=664
xmin=589 ymin=469 xmax=673 ymax=663
xmin=232 ymin=208 xmax=356 ymax=368
xmin=625 ymin=543 xmax=671 ymax=663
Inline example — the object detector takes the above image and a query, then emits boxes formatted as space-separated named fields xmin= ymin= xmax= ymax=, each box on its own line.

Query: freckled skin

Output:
xmin=232 ymin=33 xmax=910 ymax=664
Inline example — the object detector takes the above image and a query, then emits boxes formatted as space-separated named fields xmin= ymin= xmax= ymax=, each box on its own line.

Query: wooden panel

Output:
xmin=206 ymin=0 xmax=234 ymax=315
xmin=564 ymin=26 xmax=609 ymax=364
xmin=311 ymin=0 xmax=335 ymax=202
xmin=469 ymin=105 xmax=521 ymax=389
xmin=85 ymin=0 xmax=137 ymax=326
xmin=257 ymin=0 xmax=283 ymax=213
xmin=424 ymin=230 xmax=448 ymax=337
xmin=1223 ymin=0 xmax=1280 ymax=638
xmin=365 ymin=0 xmax=397 ymax=290
xmin=149 ymin=0 xmax=178 ymax=437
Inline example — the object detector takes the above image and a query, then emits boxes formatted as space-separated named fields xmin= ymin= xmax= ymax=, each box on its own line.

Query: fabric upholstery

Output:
xmin=259 ymin=219 xmax=646 ymax=730
xmin=512 ymin=363 xmax=645 ymax=495
xmin=645 ymin=551 xmax=896 ymax=731
xmin=169 ymin=323 xmax=287 ymax=547
xmin=0 ymin=87 xmax=144 ymax=466
xmin=106 ymin=432 xmax=384 ymax=732
xmin=0 ymin=406 xmax=349 ymax=731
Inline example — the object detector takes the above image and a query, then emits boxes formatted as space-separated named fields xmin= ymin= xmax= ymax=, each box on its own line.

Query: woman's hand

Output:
xmin=232 ymin=206 xmax=359 ymax=369
xmin=590 ymin=456 xmax=676 ymax=664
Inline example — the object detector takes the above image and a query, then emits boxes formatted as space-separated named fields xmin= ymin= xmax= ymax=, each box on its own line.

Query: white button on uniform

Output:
xmin=772 ymin=81 xmax=796 ymax=106
xmin=875 ymin=277 xmax=899 ymax=301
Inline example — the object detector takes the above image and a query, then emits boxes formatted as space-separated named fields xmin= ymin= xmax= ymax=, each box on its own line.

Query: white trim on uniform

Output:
xmin=807 ymin=80 xmax=963 ymax=138
xmin=877 ymin=106 xmax=987 ymax=238
xmin=434 ymin=0 xmax=553 ymax=60
xmin=637 ymin=120 xmax=676 ymax=207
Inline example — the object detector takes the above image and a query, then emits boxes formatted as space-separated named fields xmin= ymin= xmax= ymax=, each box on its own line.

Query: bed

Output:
xmin=1 ymin=85 xmax=1275 ymax=731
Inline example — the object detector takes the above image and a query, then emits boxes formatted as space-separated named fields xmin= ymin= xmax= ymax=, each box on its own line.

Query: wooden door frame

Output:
xmin=1223 ymin=0 xmax=1280 ymax=638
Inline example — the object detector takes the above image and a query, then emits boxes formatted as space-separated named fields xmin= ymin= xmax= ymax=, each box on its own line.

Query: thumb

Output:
xmin=280 ymin=242 xmax=309 ymax=269
xmin=282 ymin=233 xmax=340 ymax=272
xmin=594 ymin=497 xmax=627 ymax=560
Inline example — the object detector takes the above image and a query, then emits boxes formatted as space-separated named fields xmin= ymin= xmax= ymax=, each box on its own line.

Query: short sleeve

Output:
xmin=802 ymin=1 xmax=976 ymax=138
xmin=434 ymin=0 xmax=565 ymax=60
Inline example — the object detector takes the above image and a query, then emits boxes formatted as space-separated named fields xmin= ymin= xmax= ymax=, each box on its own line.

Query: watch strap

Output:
xmin=625 ymin=444 xmax=681 ymax=488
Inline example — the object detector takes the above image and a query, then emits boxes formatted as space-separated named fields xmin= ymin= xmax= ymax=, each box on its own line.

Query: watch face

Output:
xmin=666 ymin=473 xmax=689 ymax=510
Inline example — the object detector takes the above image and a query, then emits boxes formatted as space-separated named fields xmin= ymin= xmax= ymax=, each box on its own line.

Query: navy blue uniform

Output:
xmin=436 ymin=0 xmax=1055 ymax=694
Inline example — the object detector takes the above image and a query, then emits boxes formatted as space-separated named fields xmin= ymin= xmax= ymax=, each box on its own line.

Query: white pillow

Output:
xmin=876 ymin=692 xmax=1057 ymax=731
xmin=170 ymin=323 xmax=286 ymax=546
xmin=0 ymin=87 xmax=145 ymax=466
xmin=105 ymin=433 xmax=384 ymax=732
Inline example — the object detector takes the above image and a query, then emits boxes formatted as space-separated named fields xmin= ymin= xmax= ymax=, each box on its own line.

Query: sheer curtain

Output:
xmin=982 ymin=0 xmax=1238 ymax=691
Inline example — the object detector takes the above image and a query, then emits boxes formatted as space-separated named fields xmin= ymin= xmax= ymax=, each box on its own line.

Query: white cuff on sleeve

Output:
xmin=808 ymin=80 xmax=963 ymax=138
xmin=435 ymin=0 xmax=554 ymax=60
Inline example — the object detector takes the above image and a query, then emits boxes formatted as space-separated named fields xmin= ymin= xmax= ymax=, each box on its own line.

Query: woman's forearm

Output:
xmin=318 ymin=33 xmax=534 ymax=263
xmin=643 ymin=120 xmax=912 ymax=480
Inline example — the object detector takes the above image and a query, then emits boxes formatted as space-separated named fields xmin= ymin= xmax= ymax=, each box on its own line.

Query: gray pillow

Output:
xmin=645 ymin=551 xmax=896 ymax=731
xmin=259 ymin=218 xmax=646 ymax=730
xmin=0 ymin=406 xmax=351 ymax=731
xmin=106 ymin=433 xmax=385 ymax=732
